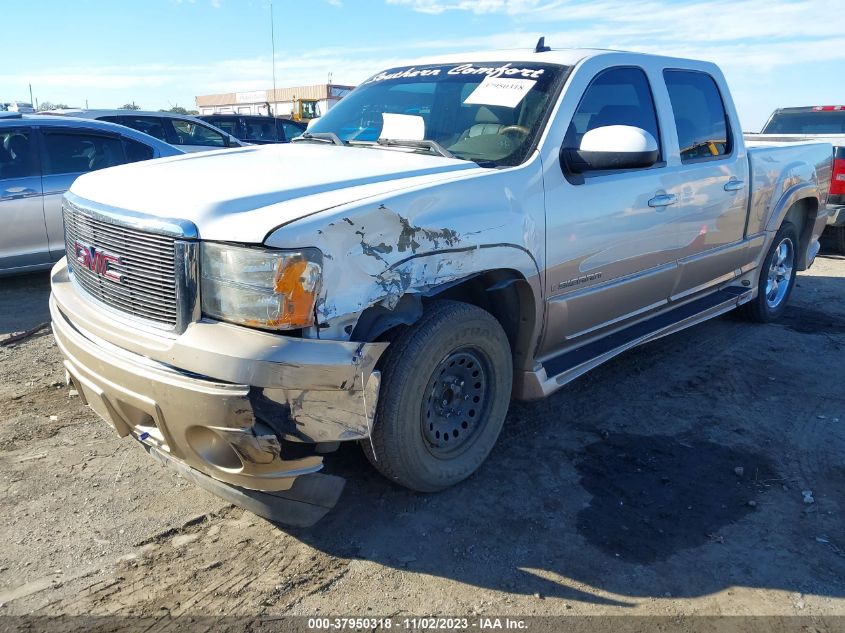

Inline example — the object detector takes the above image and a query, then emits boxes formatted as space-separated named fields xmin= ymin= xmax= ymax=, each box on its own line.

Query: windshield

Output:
xmin=762 ymin=111 xmax=845 ymax=134
xmin=307 ymin=62 xmax=566 ymax=166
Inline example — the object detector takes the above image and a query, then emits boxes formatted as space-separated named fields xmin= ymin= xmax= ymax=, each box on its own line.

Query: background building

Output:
xmin=195 ymin=83 xmax=354 ymax=120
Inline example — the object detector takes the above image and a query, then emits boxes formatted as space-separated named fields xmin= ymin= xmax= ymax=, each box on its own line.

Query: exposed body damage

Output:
xmin=49 ymin=47 xmax=833 ymax=521
xmin=265 ymin=164 xmax=546 ymax=347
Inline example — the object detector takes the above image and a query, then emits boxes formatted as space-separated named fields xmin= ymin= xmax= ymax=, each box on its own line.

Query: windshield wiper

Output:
xmin=375 ymin=138 xmax=454 ymax=159
xmin=290 ymin=132 xmax=345 ymax=146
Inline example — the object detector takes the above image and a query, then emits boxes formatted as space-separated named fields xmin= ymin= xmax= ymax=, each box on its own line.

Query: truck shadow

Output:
xmin=0 ymin=271 xmax=52 ymax=335
xmin=288 ymin=272 xmax=845 ymax=606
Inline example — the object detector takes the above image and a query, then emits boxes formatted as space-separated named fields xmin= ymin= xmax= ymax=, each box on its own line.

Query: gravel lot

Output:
xmin=0 ymin=253 xmax=843 ymax=630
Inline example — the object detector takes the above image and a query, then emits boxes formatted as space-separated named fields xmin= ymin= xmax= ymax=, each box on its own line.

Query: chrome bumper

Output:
xmin=50 ymin=259 xmax=387 ymax=492
xmin=827 ymin=205 xmax=845 ymax=227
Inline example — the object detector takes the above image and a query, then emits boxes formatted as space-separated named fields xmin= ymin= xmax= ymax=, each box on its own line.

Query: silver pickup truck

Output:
xmin=50 ymin=47 xmax=832 ymax=522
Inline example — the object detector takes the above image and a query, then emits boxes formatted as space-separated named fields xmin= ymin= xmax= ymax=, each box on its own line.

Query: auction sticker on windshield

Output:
xmin=464 ymin=76 xmax=537 ymax=108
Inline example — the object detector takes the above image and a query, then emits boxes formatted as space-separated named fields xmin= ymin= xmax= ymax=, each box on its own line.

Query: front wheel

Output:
xmin=363 ymin=301 xmax=513 ymax=492
xmin=739 ymin=222 xmax=799 ymax=323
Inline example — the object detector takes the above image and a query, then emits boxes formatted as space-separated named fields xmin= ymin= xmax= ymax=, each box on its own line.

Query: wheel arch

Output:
xmin=765 ymin=186 xmax=821 ymax=271
xmin=352 ymin=267 xmax=541 ymax=373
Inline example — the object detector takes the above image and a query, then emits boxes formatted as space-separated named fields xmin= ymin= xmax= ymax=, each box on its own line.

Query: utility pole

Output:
xmin=270 ymin=0 xmax=277 ymax=116
xmin=29 ymin=83 xmax=33 ymax=107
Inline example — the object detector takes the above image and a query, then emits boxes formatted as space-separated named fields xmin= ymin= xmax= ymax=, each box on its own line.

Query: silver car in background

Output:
xmin=0 ymin=113 xmax=182 ymax=275
xmin=44 ymin=109 xmax=245 ymax=153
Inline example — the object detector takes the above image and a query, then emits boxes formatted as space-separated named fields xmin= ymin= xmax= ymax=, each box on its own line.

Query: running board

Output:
xmin=536 ymin=286 xmax=751 ymax=397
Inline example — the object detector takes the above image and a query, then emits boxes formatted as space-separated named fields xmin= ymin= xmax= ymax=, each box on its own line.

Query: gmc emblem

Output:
xmin=74 ymin=241 xmax=124 ymax=283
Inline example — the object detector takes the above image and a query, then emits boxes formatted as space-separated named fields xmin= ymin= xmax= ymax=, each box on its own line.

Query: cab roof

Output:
xmin=405 ymin=47 xmax=715 ymax=72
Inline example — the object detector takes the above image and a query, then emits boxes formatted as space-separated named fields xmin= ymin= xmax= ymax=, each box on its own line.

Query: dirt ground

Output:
xmin=0 ymin=253 xmax=843 ymax=631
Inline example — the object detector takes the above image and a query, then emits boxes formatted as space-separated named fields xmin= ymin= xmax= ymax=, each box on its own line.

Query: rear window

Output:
xmin=242 ymin=118 xmax=278 ymax=142
xmin=762 ymin=111 xmax=845 ymax=134
xmin=169 ymin=119 xmax=227 ymax=147
xmin=203 ymin=116 xmax=237 ymax=136
xmin=664 ymin=70 xmax=732 ymax=162
xmin=278 ymin=120 xmax=304 ymax=142
xmin=102 ymin=116 xmax=167 ymax=142
xmin=124 ymin=138 xmax=154 ymax=163
xmin=0 ymin=130 xmax=38 ymax=179
xmin=42 ymin=132 xmax=126 ymax=175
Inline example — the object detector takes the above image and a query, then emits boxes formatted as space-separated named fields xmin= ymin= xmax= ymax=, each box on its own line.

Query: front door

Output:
xmin=541 ymin=66 xmax=681 ymax=356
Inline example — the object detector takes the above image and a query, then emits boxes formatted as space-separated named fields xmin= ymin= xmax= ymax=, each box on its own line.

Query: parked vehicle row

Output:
xmin=43 ymin=109 xmax=245 ymax=153
xmin=3 ymin=101 xmax=36 ymax=113
xmin=0 ymin=113 xmax=182 ymax=275
xmin=48 ymin=46 xmax=832 ymax=523
xmin=746 ymin=105 xmax=845 ymax=253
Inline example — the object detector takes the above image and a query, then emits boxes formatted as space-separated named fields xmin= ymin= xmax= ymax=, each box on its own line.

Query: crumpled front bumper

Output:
xmin=50 ymin=259 xmax=387 ymax=492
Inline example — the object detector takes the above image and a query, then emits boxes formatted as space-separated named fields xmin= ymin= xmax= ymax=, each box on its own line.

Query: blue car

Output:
xmin=0 ymin=113 xmax=182 ymax=275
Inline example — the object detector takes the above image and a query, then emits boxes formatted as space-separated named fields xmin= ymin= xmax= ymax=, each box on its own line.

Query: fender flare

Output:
xmin=765 ymin=183 xmax=821 ymax=234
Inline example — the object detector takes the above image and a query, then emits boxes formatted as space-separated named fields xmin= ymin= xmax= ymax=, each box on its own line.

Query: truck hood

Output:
xmin=69 ymin=143 xmax=482 ymax=242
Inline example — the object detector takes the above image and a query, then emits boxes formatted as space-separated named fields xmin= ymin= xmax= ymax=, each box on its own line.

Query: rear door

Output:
xmin=541 ymin=66 xmax=682 ymax=354
xmin=0 ymin=126 xmax=47 ymax=270
xmin=39 ymin=128 xmax=129 ymax=258
xmin=662 ymin=70 xmax=750 ymax=299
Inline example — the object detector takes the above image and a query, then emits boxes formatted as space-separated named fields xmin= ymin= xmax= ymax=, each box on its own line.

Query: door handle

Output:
xmin=724 ymin=178 xmax=745 ymax=192
xmin=648 ymin=193 xmax=678 ymax=208
xmin=1 ymin=187 xmax=38 ymax=200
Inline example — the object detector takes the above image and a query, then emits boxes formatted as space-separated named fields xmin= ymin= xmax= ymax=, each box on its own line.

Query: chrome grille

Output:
xmin=63 ymin=201 xmax=179 ymax=328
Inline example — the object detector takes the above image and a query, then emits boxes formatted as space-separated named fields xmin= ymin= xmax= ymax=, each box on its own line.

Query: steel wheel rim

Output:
xmin=421 ymin=348 xmax=490 ymax=458
xmin=765 ymin=237 xmax=794 ymax=309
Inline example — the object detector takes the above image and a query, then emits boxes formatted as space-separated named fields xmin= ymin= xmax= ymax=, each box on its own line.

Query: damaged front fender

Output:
xmin=264 ymin=162 xmax=547 ymax=341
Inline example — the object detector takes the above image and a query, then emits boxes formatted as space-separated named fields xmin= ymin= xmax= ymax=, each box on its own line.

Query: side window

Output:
xmin=169 ymin=119 xmax=227 ymax=147
xmin=206 ymin=116 xmax=237 ymax=136
xmin=242 ymin=118 xmax=278 ymax=142
xmin=102 ymin=116 xmax=168 ymax=142
xmin=0 ymin=129 xmax=38 ymax=179
xmin=278 ymin=120 xmax=303 ymax=142
xmin=565 ymin=66 xmax=661 ymax=161
xmin=664 ymin=70 xmax=732 ymax=162
xmin=123 ymin=138 xmax=155 ymax=163
xmin=42 ymin=132 xmax=126 ymax=175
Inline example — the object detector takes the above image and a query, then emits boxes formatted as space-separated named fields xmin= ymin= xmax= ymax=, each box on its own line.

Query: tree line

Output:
xmin=36 ymin=101 xmax=198 ymax=115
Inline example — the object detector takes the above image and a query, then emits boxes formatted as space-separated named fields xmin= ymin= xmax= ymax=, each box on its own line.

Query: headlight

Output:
xmin=200 ymin=242 xmax=322 ymax=330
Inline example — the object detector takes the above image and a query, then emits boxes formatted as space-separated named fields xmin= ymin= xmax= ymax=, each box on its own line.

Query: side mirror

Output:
xmin=561 ymin=125 xmax=659 ymax=174
xmin=306 ymin=117 xmax=320 ymax=130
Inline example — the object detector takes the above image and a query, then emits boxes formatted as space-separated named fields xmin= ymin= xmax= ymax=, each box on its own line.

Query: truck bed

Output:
xmin=743 ymin=139 xmax=834 ymax=236
xmin=745 ymin=132 xmax=845 ymax=148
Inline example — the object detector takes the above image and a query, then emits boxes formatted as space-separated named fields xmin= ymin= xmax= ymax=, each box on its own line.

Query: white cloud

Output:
xmin=8 ymin=0 xmax=843 ymax=127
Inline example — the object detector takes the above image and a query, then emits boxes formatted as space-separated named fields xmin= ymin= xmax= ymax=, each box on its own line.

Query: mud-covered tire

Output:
xmin=362 ymin=301 xmax=512 ymax=492
xmin=739 ymin=222 xmax=799 ymax=323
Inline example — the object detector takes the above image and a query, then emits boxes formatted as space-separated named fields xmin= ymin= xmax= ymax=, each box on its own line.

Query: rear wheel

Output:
xmin=739 ymin=222 xmax=799 ymax=323
xmin=363 ymin=301 xmax=512 ymax=492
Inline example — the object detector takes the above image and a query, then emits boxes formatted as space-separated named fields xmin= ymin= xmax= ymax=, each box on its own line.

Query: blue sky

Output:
xmin=1 ymin=0 xmax=842 ymax=130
